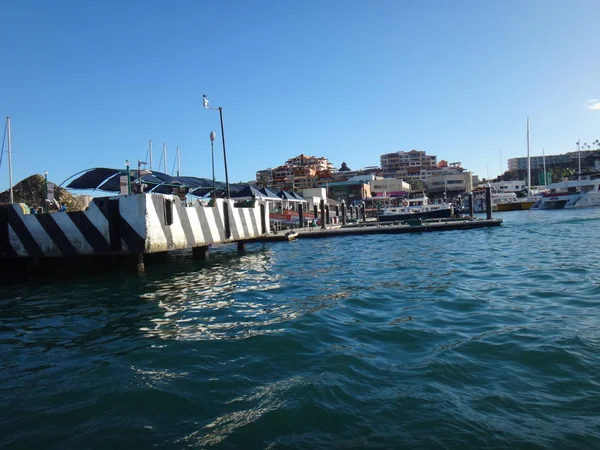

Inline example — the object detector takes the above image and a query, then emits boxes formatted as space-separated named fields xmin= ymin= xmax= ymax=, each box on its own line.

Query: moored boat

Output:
xmin=377 ymin=195 xmax=453 ymax=222
xmin=531 ymin=176 xmax=600 ymax=210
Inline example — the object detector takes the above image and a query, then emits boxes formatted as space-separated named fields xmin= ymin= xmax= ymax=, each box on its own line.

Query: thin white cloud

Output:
xmin=586 ymin=99 xmax=600 ymax=111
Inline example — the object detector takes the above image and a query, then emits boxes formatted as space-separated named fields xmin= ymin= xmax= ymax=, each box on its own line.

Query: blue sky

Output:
xmin=1 ymin=0 xmax=599 ymax=191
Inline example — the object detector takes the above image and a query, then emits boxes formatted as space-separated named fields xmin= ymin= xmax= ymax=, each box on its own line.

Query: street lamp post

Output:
xmin=126 ymin=160 xmax=131 ymax=195
xmin=209 ymin=131 xmax=216 ymax=195
xmin=203 ymin=95 xmax=230 ymax=198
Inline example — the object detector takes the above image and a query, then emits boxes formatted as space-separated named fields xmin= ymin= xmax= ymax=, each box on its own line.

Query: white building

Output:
xmin=302 ymin=187 xmax=327 ymax=211
xmin=426 ymin=170 xmax=473 ymax=197
xmin=369 ymin=178 xmax=410 ymax=197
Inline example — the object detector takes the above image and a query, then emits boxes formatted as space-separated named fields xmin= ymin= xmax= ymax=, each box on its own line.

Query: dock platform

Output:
xmin=262 ymin=217 xmax=503 ymax=241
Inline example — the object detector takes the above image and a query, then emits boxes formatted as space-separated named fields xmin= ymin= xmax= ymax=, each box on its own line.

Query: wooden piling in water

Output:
xmin=136 ymin=254 xmax=145 ymax=274
xmin=485 ymin=186 xmax=492 ymax=220
xmin=468 ymin=193 xmax=474 ymax=217
xmin=192 ymin=245 xmax=211 ymax=261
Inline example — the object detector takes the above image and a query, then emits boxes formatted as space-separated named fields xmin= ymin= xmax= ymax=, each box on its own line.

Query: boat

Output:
xmin=469 ymin=118 xmax=536 ymax=212
xmin=285 ymin=231 xmax=299 ymax=240
xmin=564 ymin=178 xmax=600 ymax=208
xmin=377 ymin=195 xmax=453 ymax=222
xmin=464 ymin=190 xmax=534 ymax=212
xmin=532 ymin=176 xmax=600 ymax=210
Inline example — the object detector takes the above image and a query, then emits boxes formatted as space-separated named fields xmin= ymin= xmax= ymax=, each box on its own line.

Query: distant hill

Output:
xmin=0 ymin=174 xmax=88 ymax=211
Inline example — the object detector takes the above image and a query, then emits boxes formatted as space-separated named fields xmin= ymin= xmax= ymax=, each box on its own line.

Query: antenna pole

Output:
xmin=149 ymin=140 xmax=153 ymax=170
xmin=177 ymin=146 xmax=181 ymax=177
xmin=163 ymin=143 xmax=167 ymax=173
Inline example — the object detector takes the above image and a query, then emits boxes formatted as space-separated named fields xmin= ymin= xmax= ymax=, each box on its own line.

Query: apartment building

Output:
xmin=380 ymin=150 xmax=437 ymax=178
xmin=256 ymin=154 xmax=335 ymax=191
xmin=425 ymin=169 xmax=473 ymax=199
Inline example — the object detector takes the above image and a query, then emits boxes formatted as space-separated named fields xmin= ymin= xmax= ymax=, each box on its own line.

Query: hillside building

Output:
xmin=380 ymin=150 xmax=437 ymax=178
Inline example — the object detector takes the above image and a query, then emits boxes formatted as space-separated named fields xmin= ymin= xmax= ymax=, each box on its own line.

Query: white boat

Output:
xmin=378 ymin=195 xmax=453 ymax=222
xmin=531 ymin=176 xmax=600 ymax=210
xmin=464 ymin=190 xmax=534 ymax=212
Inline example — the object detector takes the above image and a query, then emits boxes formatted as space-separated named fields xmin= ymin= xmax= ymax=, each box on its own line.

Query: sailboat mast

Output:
xmin=6 ymin=117 xmax=14 ymax=204
xmin=542 ymin=148 xmax=547 ymax=186
xmin=162 ymin=143 xmax=167 ymax=173
xmin=577 ymin=140 xmax=581 ymax=180
xmin=149 ymin=140 xmax=153 ymax=171
xmin=527 ymin=117 xmax=531 ymax=196
xmin=176 ymin=146 xmax=181 ymax=177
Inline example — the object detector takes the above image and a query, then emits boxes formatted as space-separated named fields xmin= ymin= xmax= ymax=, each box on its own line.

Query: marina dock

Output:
xmin=0 ymin=188 xmax=502 ymax=278
xmin=253 ymin=216 xmax=502 ymax=242
xmin=295 ymin=217 xmax=502 ymax=239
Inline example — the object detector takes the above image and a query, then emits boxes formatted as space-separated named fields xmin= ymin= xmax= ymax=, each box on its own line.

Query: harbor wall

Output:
xmin=0 ymin=194 xmax=270 ymax=259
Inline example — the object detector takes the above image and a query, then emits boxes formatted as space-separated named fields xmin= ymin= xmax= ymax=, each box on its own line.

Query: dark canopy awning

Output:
xmin=288 ymin=191 xmax=305 ymax=201
xmin=260 ymin=187 xmax=282 ymax=200
xmin=66 ymin=167 xmax=232 ymax=196
xmin=277 ymin=190 xmax=298 ymax=201
xmin=66 ymin=168 xmax=122 ymax=190
xmin=231 ymin=185 xmax=265 ymax=199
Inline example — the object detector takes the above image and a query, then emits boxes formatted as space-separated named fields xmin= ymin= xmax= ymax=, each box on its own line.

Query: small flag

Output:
xmin=203 ymin=94 xmax=209 ymax=109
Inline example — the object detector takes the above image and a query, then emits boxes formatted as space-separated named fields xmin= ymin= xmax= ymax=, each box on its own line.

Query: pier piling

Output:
xmin=136 ymin=254 xmax=145 ymax=274
xmin=118 ymin=254 xmax=145 ymax=274
xmin=192 ymin=245 xmax=211 ymax=261
xmin=320 ymin=199 xmax=326 ymax=229
xmin=468 ymin=193 xmax=474 ymax=217
xmin=237 ymin=241 xmax=246 ymax=253
xmin=485 ymin=186 xmax=492 ymax=220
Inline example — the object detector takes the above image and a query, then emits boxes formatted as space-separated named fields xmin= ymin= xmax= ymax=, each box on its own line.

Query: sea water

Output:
xmin=1 ymin=209 xmax=600 ymax=449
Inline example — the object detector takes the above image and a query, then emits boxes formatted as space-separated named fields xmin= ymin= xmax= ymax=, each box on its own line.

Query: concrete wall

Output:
xmin=144 ymin=195 xmax=268 ymax=252
xmin=0 ymin=194 xmax=270 ymax=259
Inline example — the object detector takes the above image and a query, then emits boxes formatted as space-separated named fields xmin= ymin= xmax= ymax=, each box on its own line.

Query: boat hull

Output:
xmin=496 ymin=200 xmax=536 ymax=211
xmin=378 ymin=208 xmax=453 ymax=222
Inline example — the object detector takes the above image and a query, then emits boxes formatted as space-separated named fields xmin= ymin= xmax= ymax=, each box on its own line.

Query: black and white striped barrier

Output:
xmin=0 ymin=194 xmax=270 ymax=259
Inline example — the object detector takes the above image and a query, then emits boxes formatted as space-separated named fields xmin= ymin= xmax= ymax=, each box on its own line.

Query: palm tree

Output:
xmin=405 ymin=177 xmax=426 ymax=192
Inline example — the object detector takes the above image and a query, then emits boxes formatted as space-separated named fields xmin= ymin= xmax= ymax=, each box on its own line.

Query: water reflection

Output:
xmin=176 ymin=375 xmax=306 ymax=447
xmin=141 ymin=247 xmax=302 ymax=341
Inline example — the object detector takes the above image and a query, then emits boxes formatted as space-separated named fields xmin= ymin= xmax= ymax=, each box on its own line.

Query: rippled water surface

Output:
xmin=2 ymin=210 xmax=600 ymax=449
